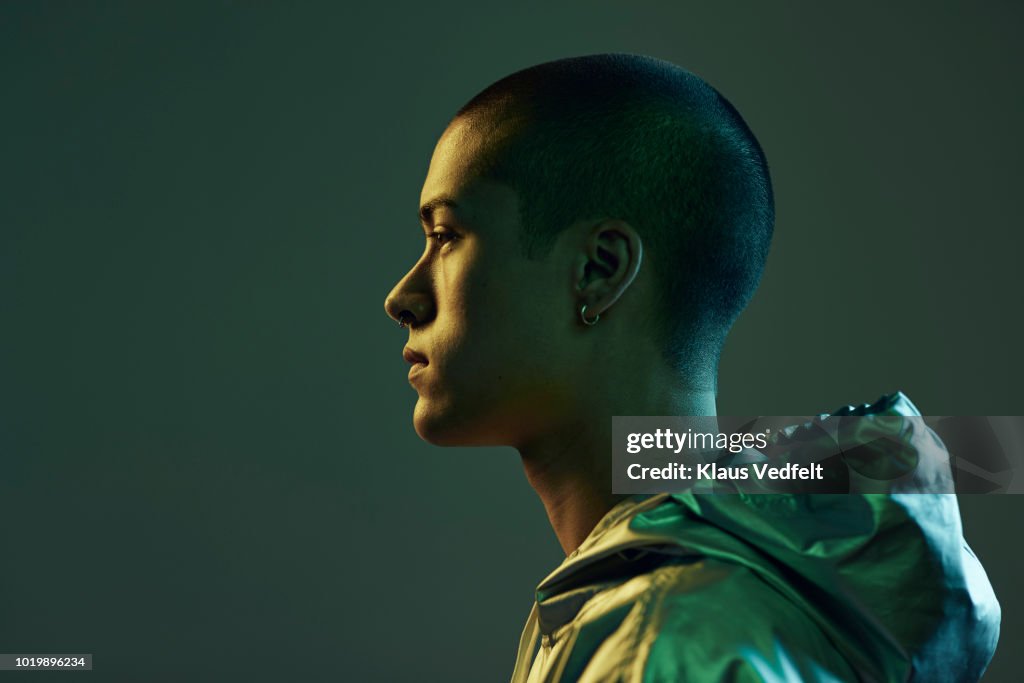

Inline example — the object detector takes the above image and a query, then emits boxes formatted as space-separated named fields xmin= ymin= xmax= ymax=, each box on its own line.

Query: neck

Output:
xmin=518 ymin=384 xmax=716 ymax=556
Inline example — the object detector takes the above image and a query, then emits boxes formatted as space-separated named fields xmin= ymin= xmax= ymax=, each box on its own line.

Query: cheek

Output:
xmin=433 ymin=246 xmax=574 ymax=382
xmin=468 ymin=296 xmax=573 ymax=390
xmin=433 ymin=247 xmax=508 ymax=344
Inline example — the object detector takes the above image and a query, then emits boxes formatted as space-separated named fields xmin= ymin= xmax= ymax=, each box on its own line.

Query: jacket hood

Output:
xmin=529 ymin=392 xmax=1001 ymax=682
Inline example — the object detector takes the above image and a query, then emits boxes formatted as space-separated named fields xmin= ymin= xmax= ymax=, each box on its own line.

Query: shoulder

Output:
xmin=577 ymin=558 xmax=856 ymax=683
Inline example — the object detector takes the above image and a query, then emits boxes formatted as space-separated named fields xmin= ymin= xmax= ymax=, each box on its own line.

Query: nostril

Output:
xmin=398 ymin=311 xmax=417 ymax=329
xmin=385 ymin=293 xmax=408 ymax=325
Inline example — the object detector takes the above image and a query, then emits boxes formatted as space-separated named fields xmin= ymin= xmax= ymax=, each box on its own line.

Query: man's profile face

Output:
xmin=384 ymin=117 xmax=580 ymax=447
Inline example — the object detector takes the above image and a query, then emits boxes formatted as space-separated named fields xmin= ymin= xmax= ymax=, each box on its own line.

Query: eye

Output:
xmin=428 ymin=230 xmax=458 ymax=247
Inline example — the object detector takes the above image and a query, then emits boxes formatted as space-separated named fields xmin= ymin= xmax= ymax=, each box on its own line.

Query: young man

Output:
xmin=384 ymin=54 xmax=999 ymax=682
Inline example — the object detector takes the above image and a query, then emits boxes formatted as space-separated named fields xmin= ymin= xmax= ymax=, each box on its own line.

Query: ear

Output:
xmin=573 ymin=219 xmax=643 ymax=317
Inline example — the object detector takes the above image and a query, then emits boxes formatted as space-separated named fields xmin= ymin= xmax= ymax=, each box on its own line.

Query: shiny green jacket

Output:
xmin=510 ymin=393 xmax=1000 ymax=682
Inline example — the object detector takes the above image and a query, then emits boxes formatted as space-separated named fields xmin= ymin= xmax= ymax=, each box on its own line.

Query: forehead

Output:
xmin=419 ymin=116 xmax=520 ymax=228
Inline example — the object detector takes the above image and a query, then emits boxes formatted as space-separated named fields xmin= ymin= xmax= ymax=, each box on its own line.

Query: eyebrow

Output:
xmin=418 ymin=196 xmax=459 ymax=226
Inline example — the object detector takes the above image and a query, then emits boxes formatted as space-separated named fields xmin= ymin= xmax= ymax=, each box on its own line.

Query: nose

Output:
xmin=384 ymin=261 xmax=435 ymax=328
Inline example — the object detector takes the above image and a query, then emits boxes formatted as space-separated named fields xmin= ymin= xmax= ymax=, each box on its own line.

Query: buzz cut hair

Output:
xmin=453 ymin=54 xmax=775 ymax=389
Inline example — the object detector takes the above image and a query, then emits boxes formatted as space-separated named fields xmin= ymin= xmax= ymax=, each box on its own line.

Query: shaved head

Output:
xmin=450 ymin=53 xmax=774 ymax=388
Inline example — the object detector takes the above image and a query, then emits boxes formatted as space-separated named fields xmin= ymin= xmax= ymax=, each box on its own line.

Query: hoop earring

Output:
xmin=579 ymin=303 xmax=600 ymax=326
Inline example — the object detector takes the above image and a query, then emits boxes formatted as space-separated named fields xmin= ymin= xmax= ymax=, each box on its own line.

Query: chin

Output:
xmin=412 ymin=399 xmax=504 ymax=447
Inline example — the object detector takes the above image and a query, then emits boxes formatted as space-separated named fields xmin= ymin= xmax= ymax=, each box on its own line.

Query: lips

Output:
xmin=404 ymin=346 xmax=428 ymax=385
xmin=403 ymin=346 xmax=428 ymax=365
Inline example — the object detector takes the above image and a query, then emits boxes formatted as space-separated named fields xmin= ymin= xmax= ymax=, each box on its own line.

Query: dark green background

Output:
xmin=2 ymin=2 xmax=1020 ymax=681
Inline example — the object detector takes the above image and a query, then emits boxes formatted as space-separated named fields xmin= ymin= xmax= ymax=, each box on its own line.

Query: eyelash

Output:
xmin=428 ymin=230 xmax=457 ymax=247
